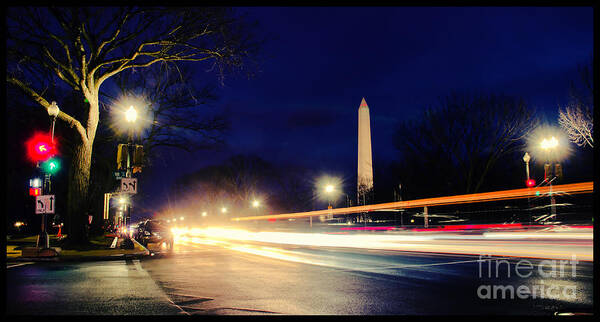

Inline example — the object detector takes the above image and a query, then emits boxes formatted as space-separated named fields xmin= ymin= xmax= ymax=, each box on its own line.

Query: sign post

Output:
xmin=120 ymin=178 xmax=137 ymax=194
xmin=35 ymin=194 xmax=55 ymax=249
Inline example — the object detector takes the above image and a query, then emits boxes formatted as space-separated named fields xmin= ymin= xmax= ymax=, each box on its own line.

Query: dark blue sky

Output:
xmin=140 ymin=7 xmax=593 ymax=216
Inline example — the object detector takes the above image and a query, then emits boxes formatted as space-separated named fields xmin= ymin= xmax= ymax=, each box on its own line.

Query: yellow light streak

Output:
xmin=172 ymin=226 xmax=593 ymax=261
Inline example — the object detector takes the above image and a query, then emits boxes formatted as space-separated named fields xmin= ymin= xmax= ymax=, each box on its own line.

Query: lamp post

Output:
xmin=540 ymin=137 xmax=558 ymax=219
xmin=125 ymin=105 xmax=137 ymax=179
xmin=523 ymin=152 xmax=531 ymax=181
xmin=324 ymin=184 xmax=334 ymax=208
xmin=123 ymin=106 xmax=137 ymax=237
xmin=118 ymin=197 xmax=128 ymax=237
xmin=523 ymin=152 xmax=532 ymax=224
xmin=252 ymin=200 xmax=260 ymax=217
xmin=324 ymin=184 xmax=335 ymax=220
xmin=37 ymin=102 xmax=60 ymax=249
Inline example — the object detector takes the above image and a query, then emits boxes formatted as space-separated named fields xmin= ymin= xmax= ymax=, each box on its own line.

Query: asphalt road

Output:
xmin=6 ymin=234 xmax=593 ymax=315
xmin=139 ymin=236 xmax=593 ymax=315
xmin=5 ymin=259 xmax=182 ymax=315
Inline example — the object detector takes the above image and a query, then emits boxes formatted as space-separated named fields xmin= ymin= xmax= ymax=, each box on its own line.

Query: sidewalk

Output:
xmin=6 ymin=234 xmax=150 ymax=262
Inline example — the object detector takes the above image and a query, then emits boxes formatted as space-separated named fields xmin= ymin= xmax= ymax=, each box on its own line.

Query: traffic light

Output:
xmin=40 ymin=157 xmax=61 ymax=174
xmin=133 ymin=145 xmax=143 ymax=172
xmin=526 ymin=179 xmax=536 ymax=188
xmin=26 ymin=133 xmax=57 ymax=163
xmin=544 ymin=163 xmax=551 ymax=181
xmin=117 ymin=144 xmax=143 ymax=172
xmin=117 ymin=144 xmax=129 ymax=170
xmin=554 ymin=163 xmax=563 ymax=181
xmin=29 ymin=187 xmax=41 ymax=196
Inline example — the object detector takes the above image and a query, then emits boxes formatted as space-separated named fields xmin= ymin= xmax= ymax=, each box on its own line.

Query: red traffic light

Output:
xmin=526 ymin=179 xmax=536 ymax=188
xmin=29 ymin=187 xmax=41 ymax=196
xmin=26 ymin=133 xmax=57 ymax=163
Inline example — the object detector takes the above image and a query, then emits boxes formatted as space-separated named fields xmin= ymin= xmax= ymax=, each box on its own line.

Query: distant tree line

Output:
xmin=167 ymin=155 xmax=315 ymax=218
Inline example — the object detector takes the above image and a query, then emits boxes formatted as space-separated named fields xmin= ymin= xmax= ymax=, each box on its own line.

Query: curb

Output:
xmin=6 ymin=238 xmax=151 ymax=263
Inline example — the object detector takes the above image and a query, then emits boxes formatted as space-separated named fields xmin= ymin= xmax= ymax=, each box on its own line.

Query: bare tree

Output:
xmin=109 ymin=63 xmax=229 ymax=166
xmin=558 ymin=61 xmax=594 ymax=148
xmin=393 ymin=93 xmax=538 ymax=197
xmin=7 ymin=7 xmax=261 ymax=243
xmin=559 ymin=104 xmax=593 ymax=148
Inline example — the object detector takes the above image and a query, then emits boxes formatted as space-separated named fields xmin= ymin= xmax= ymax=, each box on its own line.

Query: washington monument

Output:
xmin=357 ymin=97 xmax=373 ymax=206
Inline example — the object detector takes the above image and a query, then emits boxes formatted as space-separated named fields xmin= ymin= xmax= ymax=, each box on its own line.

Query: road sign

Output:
xmin=35 ymin=195 xmax=55 ymax=214
xmin=114 ymin=171 xmax=127 ymax=179
xmin=120 ymin=178 xmax=137 ymax=194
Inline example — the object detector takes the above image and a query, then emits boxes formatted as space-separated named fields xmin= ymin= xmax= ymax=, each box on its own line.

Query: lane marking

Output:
xmin=7 ymin=262 xmax=34 ymax=269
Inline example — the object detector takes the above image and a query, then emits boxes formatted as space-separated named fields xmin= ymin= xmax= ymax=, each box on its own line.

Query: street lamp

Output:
xmin=523 ymin=152 xmax=531 ymax=182
xmin=252 ymin=200 xmax=261 ymax=217
xmin=540 ymin=136 xmax=559 ymax=219
xmin=121 ymin=105 xmax=138 ymax=238
xmin=324 ymin=184 xmax=335 ymax=208
xmin=522 ymin=152 xmax=535 ymax=224
xmin=202 ymin=212 xmax=207 ymax=217
xmin=36 ymin=101 xmax=61 ymax=249
xmin=125 ymin=105 xmax=137 ymax=123
xmin=527 ymin=126 xmax=570 ymax=223
xmin=221 ymin=207 xmax=227 ymax=214
xmin=47 ymin=101 xmax=60 ymax=142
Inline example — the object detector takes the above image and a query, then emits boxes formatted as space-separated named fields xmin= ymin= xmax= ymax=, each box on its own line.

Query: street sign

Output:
xmin=35 ymin=195 xmax=55 ymax=214
xmin=120 ymin=178 xmax=137 ymax=194
xmin=114 ymin=171 xmax=127 ymax=179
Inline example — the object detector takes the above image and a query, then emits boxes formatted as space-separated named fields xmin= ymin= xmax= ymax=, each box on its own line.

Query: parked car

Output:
xmin=135 ymin=220 xmax=174 ymax=250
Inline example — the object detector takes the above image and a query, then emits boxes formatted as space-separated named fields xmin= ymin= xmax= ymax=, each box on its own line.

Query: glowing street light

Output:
xmin=252 ymin=200 xmax=260 ymax=208
xmin=125 ymin=105 xmax=138 ymax=123
xmin=324 ymin=184 xmax=336 ymax=209
xmin=540 ymin=136 xmax=559 ymax=150
xmin=180 ymin=216 xmax=184 ymax=221
xmin=202 ymin=212 xmax=207 ymax=217
xmin=221 ymin=207 xmax=227 ymax=213
xmin=532 ymin=131 xmax=567 ymax=220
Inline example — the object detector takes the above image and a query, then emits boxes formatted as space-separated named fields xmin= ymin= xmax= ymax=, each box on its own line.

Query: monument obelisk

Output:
xmin=357 ymin=97 xmax=373 ymax=207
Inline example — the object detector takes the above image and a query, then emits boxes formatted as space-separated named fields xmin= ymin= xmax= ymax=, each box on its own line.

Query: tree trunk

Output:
xmin=66 ymin=140 xmax=93 ymax=244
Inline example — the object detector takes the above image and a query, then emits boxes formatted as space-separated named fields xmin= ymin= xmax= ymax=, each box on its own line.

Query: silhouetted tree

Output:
xmin=7 ymin=7 xmax=261 ymax=243
xmin=392 ymin=93 xmax=538 ymax=198
xmin=559 ymin=60 xmax=594 ymax=148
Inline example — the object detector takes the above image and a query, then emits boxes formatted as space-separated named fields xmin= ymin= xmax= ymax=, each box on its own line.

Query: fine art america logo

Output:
xmin=476 ymin=255 xmax=578 ymax=300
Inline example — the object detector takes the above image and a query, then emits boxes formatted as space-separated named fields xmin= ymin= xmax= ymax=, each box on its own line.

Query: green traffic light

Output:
xmin=535 ymin=191 xmax=541 ymax=196
xmin=41 ymin=158 xmax=61 ymax=174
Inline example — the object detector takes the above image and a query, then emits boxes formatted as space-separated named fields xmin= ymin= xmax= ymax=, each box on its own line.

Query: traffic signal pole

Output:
xmin=124 ymin=129 xmax=133 ymax=239
xmin=36 ymin=114 xmax=57 ymax=249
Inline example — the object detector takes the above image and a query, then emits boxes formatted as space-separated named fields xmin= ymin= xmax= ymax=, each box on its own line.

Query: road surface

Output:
xmin=6 ymin=227 xmax=593 ymax=315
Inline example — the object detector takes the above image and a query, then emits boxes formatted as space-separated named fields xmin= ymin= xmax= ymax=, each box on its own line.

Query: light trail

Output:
xmin=171 ymin=226 xmax=593 ymax=261
xmin=231 ymin=181 xmax=593 ymax=221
